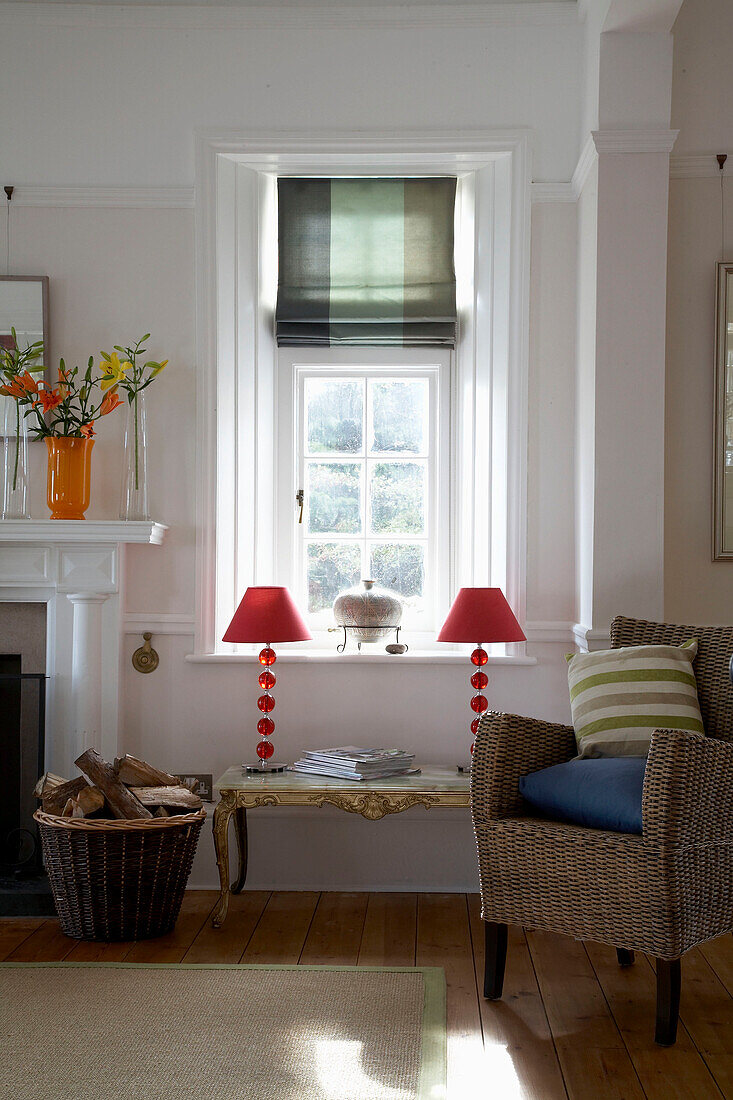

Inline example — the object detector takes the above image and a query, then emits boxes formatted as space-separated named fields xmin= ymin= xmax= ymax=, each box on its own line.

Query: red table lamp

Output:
xmin=437 ymin=587 xmax=526 ymax=770
xmin=223 ymin=586 xmax=312 ymax=772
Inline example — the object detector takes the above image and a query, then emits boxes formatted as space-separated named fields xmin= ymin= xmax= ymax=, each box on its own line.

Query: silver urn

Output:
xmin=333 ymin=579 xmax=403 ymax=643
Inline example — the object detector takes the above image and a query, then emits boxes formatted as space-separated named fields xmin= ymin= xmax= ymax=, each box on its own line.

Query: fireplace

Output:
xmin=0 ymin=602 xmax=54 ymax=914
xmin=0 ymin=519 xmax=166 ymax=914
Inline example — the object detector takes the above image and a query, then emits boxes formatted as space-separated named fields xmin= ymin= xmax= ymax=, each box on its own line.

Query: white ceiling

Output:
xmin=1 ymin=0 xmax=574 ymax=6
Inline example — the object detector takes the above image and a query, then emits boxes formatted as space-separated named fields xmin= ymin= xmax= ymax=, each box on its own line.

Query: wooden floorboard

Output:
xmin=299 ymin=891 xmax=369 ymax=966
xmin=468 ymin=895 xmax=568 ymax=1100
xmin=416 ymin=893 xmax=484 ymax=1100
xmin=4 ymin=893 xmax=733 ymax=1100
xmin=584 ymin=941 xmax=724 ymax=1100
xmin=0 ymin=918 xmax=44 ymax=961
xmin=358 ymin=892 xmax=417 ymax=966
xmin=5 ymin=918 xmax=76 ymax=963
xmin=240 ymin=890 xmax=319 ymax=964
xmin=183 ymin=890 xmax=270 ymax=964
xmin=672 ymin=948 xmax=733 ymax=1099
xmin=526 ymin=929 xmax=646 ymax=1100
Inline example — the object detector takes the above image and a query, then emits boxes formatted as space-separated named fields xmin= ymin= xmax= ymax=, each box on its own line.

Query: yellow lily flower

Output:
xmin=100 ymin=352 xmax=131 ymax=390
xmin=149 ymin=359 xmax=168 ymax=378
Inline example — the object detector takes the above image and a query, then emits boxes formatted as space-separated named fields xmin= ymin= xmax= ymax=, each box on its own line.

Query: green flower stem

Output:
xmin=134 ymin=393 xmax=139 ymax=492
xmin=12 ymin=399 xmax=19 ymax=492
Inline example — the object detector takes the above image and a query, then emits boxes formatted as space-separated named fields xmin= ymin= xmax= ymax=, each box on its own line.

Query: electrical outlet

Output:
xmin=179 ymin=772 xmax=214 ymax=802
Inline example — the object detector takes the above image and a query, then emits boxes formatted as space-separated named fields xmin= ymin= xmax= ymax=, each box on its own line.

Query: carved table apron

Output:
xmin=211 ymin=765 xmax=470 ymax=927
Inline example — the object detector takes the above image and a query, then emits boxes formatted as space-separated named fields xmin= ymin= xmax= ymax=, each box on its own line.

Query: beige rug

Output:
xmin=0 ymin=962 xmax=445 ymax=1100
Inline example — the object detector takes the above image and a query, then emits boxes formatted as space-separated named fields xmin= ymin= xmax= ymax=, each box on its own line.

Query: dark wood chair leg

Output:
xmin=484 ymin=922 xmax=508 ymax=1000
xmin=616 ymin=948 xmax=635 ymax=967
xmin=655 ymin=958 xmax=681 ymax=1046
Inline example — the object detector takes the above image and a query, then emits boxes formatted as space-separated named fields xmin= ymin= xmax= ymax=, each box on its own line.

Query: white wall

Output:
xmin=0 ymin=5 xmax=582 ymax=888
xmin=665 ymin=0 xmax=733 ymax=622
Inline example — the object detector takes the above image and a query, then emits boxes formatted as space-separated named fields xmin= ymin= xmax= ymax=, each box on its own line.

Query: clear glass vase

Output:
xmin=120 ymin=390 xmax=149 ymax=521
xmin=1 ymin=395 xmax=31 ymax=519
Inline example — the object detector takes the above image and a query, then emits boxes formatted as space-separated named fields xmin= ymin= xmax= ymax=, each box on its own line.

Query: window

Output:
xmin=277 ymin=350 xmax=451 ymax=637
xmin=194 ymin=133 xmax=530 ymax=658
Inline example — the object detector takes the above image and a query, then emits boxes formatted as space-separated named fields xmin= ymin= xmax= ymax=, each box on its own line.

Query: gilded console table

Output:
xmin=211 ymin=765 xmax=470 ymax=927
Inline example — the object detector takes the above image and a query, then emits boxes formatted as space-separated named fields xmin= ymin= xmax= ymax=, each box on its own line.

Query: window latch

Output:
xmin=296 ymin=488 xmax=304 ymax=524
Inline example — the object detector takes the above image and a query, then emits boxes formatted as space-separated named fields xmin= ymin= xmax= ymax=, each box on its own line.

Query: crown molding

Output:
xmin=591 ymin=128 xmax=679 ymax=155
xmin=8 ymin=186 xmax=194 ymax=208
xmin=670 ymin=154 xmax=733 ymax=180
xmin=0 ymin=2 xmax=580 ymax=31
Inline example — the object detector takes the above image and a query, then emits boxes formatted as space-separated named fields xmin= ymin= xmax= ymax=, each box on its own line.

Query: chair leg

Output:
xmin=616 ymin=948 xmax=635 ymax=967
xmin=655 ymin=958 xmax=681 ymax=1046
xmin=484 ymin=922 xmax=508 ymax=1000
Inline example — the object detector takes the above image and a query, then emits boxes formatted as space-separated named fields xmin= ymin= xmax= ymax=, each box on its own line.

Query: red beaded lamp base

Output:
xmin=242 ymin=646 xmax=288 ymax=773
xmin=456 ymin=645 xmax=489 ymax=773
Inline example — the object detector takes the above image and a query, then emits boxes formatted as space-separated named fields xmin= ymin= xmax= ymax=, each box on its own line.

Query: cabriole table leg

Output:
xmin=231 ymin=807 xmax=248 ymax=894
xmin=212 ymin=795 xmax=235 ymax=928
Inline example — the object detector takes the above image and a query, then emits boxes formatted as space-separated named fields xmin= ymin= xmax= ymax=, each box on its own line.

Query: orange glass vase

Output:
xmin=45 ymin=437 xmax=94 ymax=520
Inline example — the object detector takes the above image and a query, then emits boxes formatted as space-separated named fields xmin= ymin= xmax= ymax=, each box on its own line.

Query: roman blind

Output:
xmin=276 ymin=177 xmax=457 ymax=348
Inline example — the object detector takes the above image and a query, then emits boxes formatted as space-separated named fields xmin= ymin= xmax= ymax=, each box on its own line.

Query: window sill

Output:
xmin=185 ymin=650 xmax=538 ymax=666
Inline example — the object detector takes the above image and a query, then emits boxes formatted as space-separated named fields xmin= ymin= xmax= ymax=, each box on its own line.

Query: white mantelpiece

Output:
xmin=0 ymin=520 xmax=167 ymax=776
xmin=0 ymin=520 xmax=167 ymax=545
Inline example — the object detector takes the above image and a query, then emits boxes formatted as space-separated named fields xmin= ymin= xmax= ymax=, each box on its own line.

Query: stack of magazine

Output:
xmin=289 ymin=746 xmax=418 ymax=781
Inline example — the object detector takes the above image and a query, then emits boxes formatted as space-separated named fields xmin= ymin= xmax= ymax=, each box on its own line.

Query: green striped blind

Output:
xmin=276 ymin=177 xmax=457 ymax=348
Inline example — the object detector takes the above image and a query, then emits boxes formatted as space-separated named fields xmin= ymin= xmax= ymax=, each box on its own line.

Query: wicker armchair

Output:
xmin=471 ymin=615 xmax=733 ymax=1046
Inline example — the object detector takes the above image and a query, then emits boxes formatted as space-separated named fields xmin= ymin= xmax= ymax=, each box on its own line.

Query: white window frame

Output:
xmin=277 ymin=348 xmax=451 ymax=646
xmin=191 ymin=129 xmax=531 ymax=660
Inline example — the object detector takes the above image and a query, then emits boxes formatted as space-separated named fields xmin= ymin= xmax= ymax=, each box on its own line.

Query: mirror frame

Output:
xmin=0 ymin=274 xmax=50 ymax=374
xmin=713 ymin=261 xmax=733 ymax=560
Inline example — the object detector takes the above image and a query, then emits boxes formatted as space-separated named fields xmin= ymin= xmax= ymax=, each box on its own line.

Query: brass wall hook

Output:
xmin=132 ymin=631 xmax=159 ymax=674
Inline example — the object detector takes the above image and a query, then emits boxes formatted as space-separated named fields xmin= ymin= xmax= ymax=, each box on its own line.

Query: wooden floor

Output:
xmin=3 ymin=891 xmax=733 ymax=1099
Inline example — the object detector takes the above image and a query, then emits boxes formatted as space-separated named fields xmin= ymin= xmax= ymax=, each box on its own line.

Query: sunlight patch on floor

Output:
xmin=448 ymin=1036 xmax=523 ymax=1100
xmin=315 ymin=1039 xmax=415 ymax=1100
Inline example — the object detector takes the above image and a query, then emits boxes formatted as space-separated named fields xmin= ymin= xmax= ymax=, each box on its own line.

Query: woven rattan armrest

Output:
xmin=642 ymin=729 xmax=733 ymax=848
xmin=471 ymin=711 xmax=576 ymax=821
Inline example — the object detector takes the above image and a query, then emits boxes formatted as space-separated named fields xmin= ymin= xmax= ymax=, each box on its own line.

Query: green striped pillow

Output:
xmin=566 ymin=639 xmax=704 ymax=758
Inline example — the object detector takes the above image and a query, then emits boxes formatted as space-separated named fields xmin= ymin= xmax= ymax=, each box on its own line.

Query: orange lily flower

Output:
xmin=79 ymin=423 xmax=95 ymax=438
xmin=0 ymin=378 xmax=27 ymax=399
xmin=38 ymin=389 xmax=64 ymax=413
xmin=100 ymin=389 xmax=122 ymax=416
xmin=18 ymin=372 xmax=39 ymax=394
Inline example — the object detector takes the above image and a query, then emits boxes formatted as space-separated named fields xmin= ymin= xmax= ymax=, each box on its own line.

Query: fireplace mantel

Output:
xmin=0 ymin=519 xmax=168 ymax=776
xmin=0 ymin=520 xmax=166 ymax=545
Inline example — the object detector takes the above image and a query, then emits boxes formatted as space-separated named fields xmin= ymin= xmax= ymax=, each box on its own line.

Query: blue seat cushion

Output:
xmin=519 ymin=756 xmax=646 ymax=835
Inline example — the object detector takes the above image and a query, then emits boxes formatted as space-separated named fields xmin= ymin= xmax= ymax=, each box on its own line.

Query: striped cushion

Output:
xmin=566 ymin=639 xmax=704 ymax=758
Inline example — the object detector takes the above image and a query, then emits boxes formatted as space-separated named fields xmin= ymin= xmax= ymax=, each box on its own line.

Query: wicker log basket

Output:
xmin=34 ymin=808 xmax=206 ymax=941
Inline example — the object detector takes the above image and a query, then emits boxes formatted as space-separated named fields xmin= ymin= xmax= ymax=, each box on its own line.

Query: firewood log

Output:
xmin=130 ymin=785 xmax=203 ymax=810
xmin=62 ymin=798 xmax=85 ymax=819
xmin=113 ymin=754 xmax=179 ymax=788
xmin=154 ymin=805 xmax=170 ymax=818
xmin=34 ymin=773 xmax=67 ymax=799
xmin=42 ymin=776 xmax=89 ymax=815
xmin=75 ymin=785 xmax=105 ymax=817
xmin=76 ymin=749 xmax=152 ymax=820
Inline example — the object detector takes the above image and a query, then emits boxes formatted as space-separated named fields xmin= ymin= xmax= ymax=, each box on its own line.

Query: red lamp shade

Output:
xmin=437 ymin=588 xmax=526 ymax=644
xmin=222 ymin=586 xmax=312 ymax=644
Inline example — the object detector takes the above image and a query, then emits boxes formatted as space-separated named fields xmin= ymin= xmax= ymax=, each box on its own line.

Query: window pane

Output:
xmin=307 ymin=462 xmax=362 ymax=535
xmin=307 ymin=542 xmax=362 ymax=613
xmin=370 ymin=462 xmax=425 ymax=535
xmin=370 ymin=379 xmax=428 ymax=454
xmin=306 ymin=379 xmax=363 ymax=454
xmin=370 ymin=542 xmax=424 ymax=601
